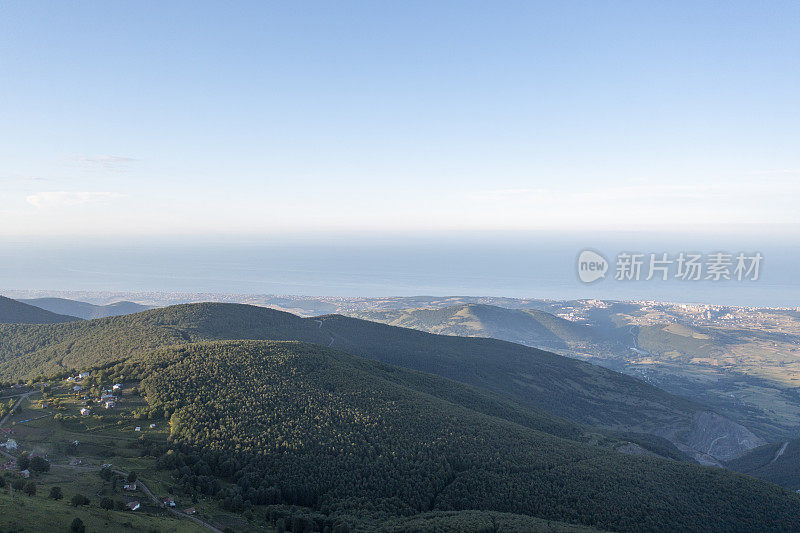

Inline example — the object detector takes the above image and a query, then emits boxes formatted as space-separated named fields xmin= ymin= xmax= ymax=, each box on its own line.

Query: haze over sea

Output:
xmin=2 ymin=232 xmax=796 ymax=308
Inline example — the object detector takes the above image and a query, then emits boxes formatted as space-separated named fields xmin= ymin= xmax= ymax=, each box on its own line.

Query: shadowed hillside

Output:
xmin=0 ymin=303 xmax=760 ymax=461
xmin=728 ymin=437 xmax=800 ymax=490
xmin=19 ymin=297 xmax=151 ymax=319
xmin=101 ymin=340 xmax=800 ymax=533
xmin=0 ymin=295 xmax=81 ymax=324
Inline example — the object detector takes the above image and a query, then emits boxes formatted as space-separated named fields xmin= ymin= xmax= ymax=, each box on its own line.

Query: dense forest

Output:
xmin=0 ymin=303 xmax=701 ymax=435
xmin=727 ymin=438 xmax=800 ymax=490
xmin=94 ymin=340 xmax=800 ymax=532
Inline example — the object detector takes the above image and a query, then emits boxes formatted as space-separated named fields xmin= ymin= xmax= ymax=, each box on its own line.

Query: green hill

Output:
xmin=351 ymin=303 xmax=614 ymax=353
xmin=19 ymin=297 xmax=151 ymax=319
xmin=0 ymin=303 xmax=757 ymax=461
xmin=0 ymin=295 xmax=81 ymax=324
xmin=98 ymin=340 xmax=800 ymax=532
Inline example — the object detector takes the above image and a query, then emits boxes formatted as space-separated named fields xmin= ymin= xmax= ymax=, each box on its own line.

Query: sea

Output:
xmin=1 ymin=232 xmax=798 ymax=308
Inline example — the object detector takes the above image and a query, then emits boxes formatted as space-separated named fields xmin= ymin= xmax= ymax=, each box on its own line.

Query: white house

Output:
xmin=134 ymin=426 xmax=141 ymax=432
xmin=112 ymin=383 xmax=122 ymax=390
xmin=1 ymin=439 xmax=17 ymax=450
xmin=149 ymin=423 xmax=156 ymax=429
xmin=80 ymin=408 xmax=91 ymax=416
xmin=104 ymin=401 xmax=116 ymax=409
xmin=126 ymin=501 xmax=140 ymax=511
xmin=78 ymin=372 xmax=90 ymax=379
xmin=124 ymin=483 xmax=137 ymax=491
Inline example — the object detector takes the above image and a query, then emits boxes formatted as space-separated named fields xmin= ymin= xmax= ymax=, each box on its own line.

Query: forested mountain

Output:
xmin=18 ymin=297 xmax=150 ymax=319
xmin=351 ymin=303 xmax=616 ymax=353
xmin=0 ymin=295 xmax=80 ymax=324
xmin=0 ymin=303 xmax=760 ymax=461
xmin=97 ymin=340 xmax=800 ymax=532
xmin=727 ymin=438 xmax=800 ymax=490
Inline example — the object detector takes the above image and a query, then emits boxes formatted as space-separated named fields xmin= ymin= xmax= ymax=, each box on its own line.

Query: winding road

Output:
xmin=770 ymin=441 xmax=789 ymax=464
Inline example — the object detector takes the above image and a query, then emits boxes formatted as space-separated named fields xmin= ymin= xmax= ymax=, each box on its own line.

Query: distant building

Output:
xmin=123 ymin=483 xmax=137 ymax=491
xmin=78 ymin=372 xmax=90 ymax=379
xmin=163 ymin=497 xmax=175 ymax=507
xmin=126 ymin=501 xmax=140 ymax=511
xmin=1 ymin=439 xmax=17 ymax=450
xmin=184 ymin=508 xmax=196 ymax=515
xmin=104 ymin=401 xmax=116 ymax=409
xmin=134 ymin=426 xmax=141 ymax=432
xmin=149 ymin=423 xmax=156 ymax=429
xmin=80 ymin=408 xmax=91 ymax=416
xmin=73 ymin=385 xmax=82 ymax=391
xmin=19 ymin=469 xmax=30 ymax=478
xmin=112 ymin=383 xmax=122 ymax=390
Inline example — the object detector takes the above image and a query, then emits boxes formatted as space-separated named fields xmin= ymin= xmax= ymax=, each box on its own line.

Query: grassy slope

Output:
xmin=0 ymin=295 xmax=80 ymax=325
xmin=124 ymin=340 xmax=800 ymax=533
xmin=0 ymin=490 xmax=205 ymax=533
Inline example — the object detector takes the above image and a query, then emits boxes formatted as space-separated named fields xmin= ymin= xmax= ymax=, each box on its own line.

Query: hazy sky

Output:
xmin=1 ymin=1 xmax=799 ymax=236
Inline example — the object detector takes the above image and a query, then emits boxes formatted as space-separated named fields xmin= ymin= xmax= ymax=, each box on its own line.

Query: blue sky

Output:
xmin=1 ymin=1 xmax=798 ymax=236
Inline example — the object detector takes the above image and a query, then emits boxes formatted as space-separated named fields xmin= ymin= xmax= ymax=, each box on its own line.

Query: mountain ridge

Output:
xmin=18 ymin=296 xmax=150 ymax=319
xmin=0 ymin=302 xmax=762 ymax=461
xmin=0 ymin=295 xmax=81 ymax=324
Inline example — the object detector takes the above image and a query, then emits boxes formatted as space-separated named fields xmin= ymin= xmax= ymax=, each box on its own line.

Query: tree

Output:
xmin=49 ymin=486 xmax=63 ymax=500
xmin=127 ymin=471 xmax=138 ymax=483
xmin=30 ymin=455 xmax=50 ymax=473
xmin=23 ymin=481 xmax=36 ymax=496
xmin=16 ymin=452 xmax=30 ymax=470
xmin=70 ymin=517 xmax=86 ymax=533
xmin=70 ymin=493 xmax=90 ymax=506
xmin=100 ymin=496 xmax=114 ymax=510
xmin=99 ymin=466 xmax=113 ymax=481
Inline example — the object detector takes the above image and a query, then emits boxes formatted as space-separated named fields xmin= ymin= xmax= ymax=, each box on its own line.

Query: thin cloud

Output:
xmin=473 ymin=181 xmax=800 ymax=204
xmin=0 ymin=174 xmax=47 ymax=182
xmin=26 ymin=191 xmax=122 ymax=208
xmin=73 ymin=155 xmax=139 ymax=169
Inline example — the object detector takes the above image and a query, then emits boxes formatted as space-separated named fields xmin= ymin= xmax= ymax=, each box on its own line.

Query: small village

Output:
xmin=0 ymin=373 xmax=222 ymax=532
